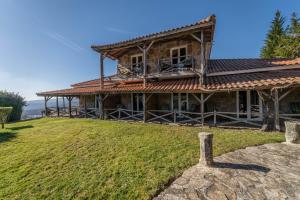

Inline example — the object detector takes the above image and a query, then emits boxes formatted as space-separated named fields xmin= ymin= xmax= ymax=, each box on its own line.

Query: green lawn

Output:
xmin=0 ymin=118 xmax=283 ymax=200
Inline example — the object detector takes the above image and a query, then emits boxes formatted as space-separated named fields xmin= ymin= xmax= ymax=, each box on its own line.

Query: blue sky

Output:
xmin=0 ymin=0 xmax=299 ymax=100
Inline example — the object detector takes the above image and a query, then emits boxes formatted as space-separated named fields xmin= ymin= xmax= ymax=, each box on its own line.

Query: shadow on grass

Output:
xmin=0 ymin=132 xmax=17 ymax=143
xmin=8 ymin=125 xmax=33 ymax=131
xmin=213 ymin=162 xmax=270 ymax=173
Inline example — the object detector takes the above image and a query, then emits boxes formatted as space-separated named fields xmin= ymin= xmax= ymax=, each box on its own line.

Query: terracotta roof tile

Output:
xmin=207 ymin=58 xmax=300 ymax=74
xmin=91 ymin=15 xmax=216 ymax=51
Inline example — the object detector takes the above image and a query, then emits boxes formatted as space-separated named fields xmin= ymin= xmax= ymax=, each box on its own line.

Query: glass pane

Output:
xmin=132 ymin=57 xmax=137 ymax=64
xmin=172 ymin=49 xmax=178 ymax=58
xmin=138 ymin=56 xmax=143 ymax=63
xmin=180 ymin=48 xmax=186 ymax=56
xmin=172 ymin=58 xmax=178 ymax=64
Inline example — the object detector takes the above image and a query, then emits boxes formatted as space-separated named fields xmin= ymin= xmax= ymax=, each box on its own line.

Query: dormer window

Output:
xmin=171 ymin=46 xmax=187 ymax=65
xmin=131 ymin=54 xmax=143 ymax=75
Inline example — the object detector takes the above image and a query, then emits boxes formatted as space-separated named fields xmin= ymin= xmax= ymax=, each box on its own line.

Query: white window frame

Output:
xmin=131 ymin=54 xmax=143 ymax=70
xmin=170 ymin=45 xmax=188 ymax=65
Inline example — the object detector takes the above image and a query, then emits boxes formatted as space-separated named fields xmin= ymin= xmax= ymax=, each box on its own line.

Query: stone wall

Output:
xmin=279 ymin=88 xmax=300 ymax=114
xmin=206 ymin=92 xmax=236 ymax=112
xmin=117 ymin=37 xmax=212 ymax=75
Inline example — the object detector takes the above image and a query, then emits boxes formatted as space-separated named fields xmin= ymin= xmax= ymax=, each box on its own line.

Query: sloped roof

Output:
xmin=37 ymin=57 xmax=300 ymax=96
xmin=91 ymin=15 xmax=216 ymax=52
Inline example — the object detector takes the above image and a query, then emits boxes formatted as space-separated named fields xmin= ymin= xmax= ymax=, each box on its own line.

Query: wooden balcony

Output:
xmin=117 ymin=56 xmax=197 ymax=80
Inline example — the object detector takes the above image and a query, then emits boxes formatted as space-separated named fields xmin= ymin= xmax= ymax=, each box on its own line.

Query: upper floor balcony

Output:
xmin=117 ymin=55 xmax=196 ymax=79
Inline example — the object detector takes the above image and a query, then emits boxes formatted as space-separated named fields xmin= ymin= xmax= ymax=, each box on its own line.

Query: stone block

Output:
xmin=199 ymin=132 xmax=214 ymax=166
xmin=284 ymin=121 xmax=300 ymax=144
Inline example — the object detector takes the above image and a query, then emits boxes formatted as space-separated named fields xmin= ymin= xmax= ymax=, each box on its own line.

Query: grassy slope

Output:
xmin=0 ymin=118 xmax=284 ymax=200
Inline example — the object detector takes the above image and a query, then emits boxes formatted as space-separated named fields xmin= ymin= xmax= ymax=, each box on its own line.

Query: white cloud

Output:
xmin=45 ymin=31 xmax=84 ymax=52
xmin=0 ymin=69 xmax=60 ymax=101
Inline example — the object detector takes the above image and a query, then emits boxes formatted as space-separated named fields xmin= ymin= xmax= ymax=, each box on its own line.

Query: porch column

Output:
xmin=56 ymin=96 xmax=60 ymax=117
xmin=138 ymin=41 xmax=154 ymax=88
xmin=67 ymin=96 xmax=73 ymax=118
xmin=247 ymin=90 xmax=251 ymax=120
xmin=84 ymin=96 xmax=87 ymax=118
xmin=44 ymin=96 xmax=48 ymax=117
xmin=143 ymin=93 xmax=147 ymax=122
xmin=100 ymin=53 xmax=105 ymax=89
xmin=191 ymin=32 xmax=205 ymax=86
xmin=98 ymin=94 xmax=104 ymax=119
xmin=201 ymin=93 xmax=204 ymax=126
xmin=131 ymin=93 xmax=134 ymax=115
xmin=170 ymin=93 xmax=174 ymax=111
xmin=274 ymin=89 xmax=280 ymax=131
xmin=236 ymin=91 xmax=240 ymax=119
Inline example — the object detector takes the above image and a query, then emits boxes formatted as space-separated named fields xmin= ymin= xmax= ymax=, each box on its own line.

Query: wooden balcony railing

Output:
xmin=117 ymin=56 xmax=195 ymax=79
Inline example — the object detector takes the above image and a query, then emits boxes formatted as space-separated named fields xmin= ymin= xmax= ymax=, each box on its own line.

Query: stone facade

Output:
xmin=117 ymin=37 xmax=212 ymax=75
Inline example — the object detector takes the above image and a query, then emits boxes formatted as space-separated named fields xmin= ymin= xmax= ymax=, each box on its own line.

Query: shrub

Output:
xmin=0 ymin=107 xmax=13 ymax=129
xmin=0 ymin=91 xmax=26 ymax=122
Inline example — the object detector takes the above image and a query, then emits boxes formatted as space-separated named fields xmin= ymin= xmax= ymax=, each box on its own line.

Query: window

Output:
xmin=131 ymin=54 xmax=143 ymax=71
xmin=171 ymin=46 xmax=187 ymax=65
xmin=131 ymin=54 xmax=143 ymax=75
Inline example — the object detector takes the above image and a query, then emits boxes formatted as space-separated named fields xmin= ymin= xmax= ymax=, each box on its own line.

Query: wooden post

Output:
xmin=56 ymin=96 xmax=60 ymax=117
xmin=84 ymin=96 xmax=87 ymax=118
xmin=67 ymin=96 xmax=72 ymax=118
xmin=170 ymin=93 xmax=174 ymax=111
xmin=178 ymin=93 xmax=181 ymax=113
xmin=136 ymin=94 xmax=139 ymax=112
xmin=213 ymin=110 xmax=216 ymax=126
xmin=259 ymin=94 xmax=263 ymax=119
xmin=247 ymin=90 xmax=251 ymax=120
xmin=44 ymin=96 xmax=48 ymax=117
xmin=100 ymin=53 xmax=104 ymax=89
xmin=143 ymin=93 xmax=147 ymax=122
xmin=98 ymin=94 xmax=104 ymax=119
xmin=200 ymin=31 xmax=205 ymax=76
xmin=131 ymin=93 xmax=134 ymax=115
xmin=236 ymin=91 xmax=240 ymax=119
xmin=201 ymin=93 xmax=204 ymax=126
xmin=274 ymin=89 xmax=280 ymax=131
xmin=143 ymin=48 xmax=147 ymax=88
xmin=186 ymin=93 xmax=189 ymax=111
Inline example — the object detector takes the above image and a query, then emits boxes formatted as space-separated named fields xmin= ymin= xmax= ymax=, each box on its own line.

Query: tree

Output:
xmin=289 ymin=12 xmax=300 ymax=34
xmin=0 ymin=91 xmax=26 ymax=122
xmin=261 ymin=10 xmax=285 ymax=58
xmin=274 ymin=12 xmax=300 ymax=58
xmin=0 ymin=107 xmax=13 ymax=129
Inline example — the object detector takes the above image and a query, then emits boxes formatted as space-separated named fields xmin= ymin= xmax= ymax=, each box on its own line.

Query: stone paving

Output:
xmin=154 ymin=143 xmax=300 ymax=200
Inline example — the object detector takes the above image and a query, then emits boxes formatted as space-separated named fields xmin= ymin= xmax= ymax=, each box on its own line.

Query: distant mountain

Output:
xmin=22 ymin=98 xmax=79 ymax=119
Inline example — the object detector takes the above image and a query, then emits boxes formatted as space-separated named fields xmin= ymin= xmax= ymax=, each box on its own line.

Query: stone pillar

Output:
xmin=284 ymin=121 xmax=300 ymax=144
xmin=199 ymin=132 xmax=214 ymax=166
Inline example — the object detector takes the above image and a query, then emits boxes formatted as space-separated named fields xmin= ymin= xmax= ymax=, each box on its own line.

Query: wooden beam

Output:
xmin=274 ymin=89 xmax=280 ymax=131
xmin=191 ymin=33 xmax=202 ymax=43
xmin=236 ymin=91 xmax=240 ymax=119
xmin=100 ymin=54 xmax=105 ymax=89
xmin=56 ymin=96 xmax=60 ymax=117
xmin=186 ymin=93 xmax=189 ymax=111
xmin=143 ymin=93 xmax=147 ymax=123
xmin=201 ymin=93 xmax=204 ymax=126
xmin=171 ymin=93 xmax=174 ymax=111
xmin=247 ymin=90 xmax=251 ymax=120
xmin=44 ymin=96 xmax=48 ymax=117
xmin=146 ymin=93 xmax=153 ymax=103
xmin=279 ymin=88 xmax=294 ymax=102
xmin=66 ymin=96 xmax=73 ymax=118
xmin=98 ymin=94 xmax=104 ymax=119
xmin=84 ymin=96 xmax=87 ymax=118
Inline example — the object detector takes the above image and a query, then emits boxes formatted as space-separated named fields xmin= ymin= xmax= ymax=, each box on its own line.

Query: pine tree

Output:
xmin=260 ymin=10 xmax=285 ymax=58
xmin=289 ymin=12 xmax=300 ymax=34
xmin=274 ymin=12 xmax=300 ymax=58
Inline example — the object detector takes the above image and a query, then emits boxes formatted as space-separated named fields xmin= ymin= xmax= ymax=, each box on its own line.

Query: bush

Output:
xmin=0 ymin=107 xmax=13 ymax=128
xmin=0 ymin=91 xmax=26 ymax=122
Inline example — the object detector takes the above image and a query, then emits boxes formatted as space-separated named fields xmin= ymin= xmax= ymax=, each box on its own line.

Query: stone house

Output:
xmin=37 ymin=15 xmax=300 ymax=131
